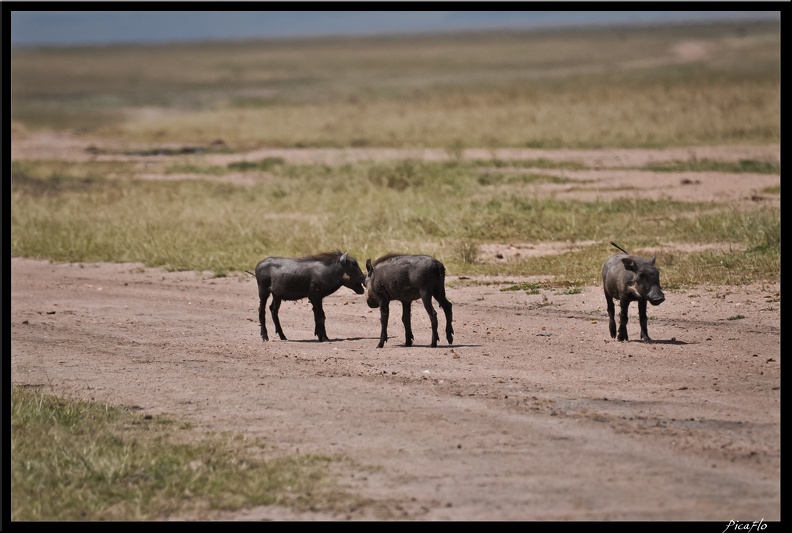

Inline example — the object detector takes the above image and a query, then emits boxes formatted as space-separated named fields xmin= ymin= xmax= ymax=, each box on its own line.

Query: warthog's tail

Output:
xmin=244 ymin=270 xmax=256 ymax=277
xmin=610 ymin=242 xmax=630 ymax=255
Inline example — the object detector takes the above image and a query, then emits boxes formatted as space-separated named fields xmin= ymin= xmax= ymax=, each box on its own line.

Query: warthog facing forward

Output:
xmin=602 ymin=243 xmax=665 ymax=342
xmin=364 ymin=254 xmax=453 ymax=348
xmin=250 ymin=251 xmax=366 ymax=342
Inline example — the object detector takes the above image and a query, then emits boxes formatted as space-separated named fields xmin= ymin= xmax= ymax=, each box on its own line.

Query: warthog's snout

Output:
xmin=649 ymin=286 xmax=665 ymax=306
xmin=342 ymin=274 xmax=366 ymax=294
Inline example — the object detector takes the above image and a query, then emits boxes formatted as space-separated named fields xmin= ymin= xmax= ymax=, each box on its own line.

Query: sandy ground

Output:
xmin=9 ymin=135 xmax=781 ymax=521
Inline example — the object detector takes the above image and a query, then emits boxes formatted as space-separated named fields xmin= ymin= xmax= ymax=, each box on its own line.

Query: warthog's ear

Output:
xmin=648 ymin=255 xmax=657 ymax=266
xmin=621 ymin=257 xmax=639 ymax=272
xmin=366 ymin=258 xmax=373 ymax=273
xmin=340 ymin=252 xmax=349 ymax=264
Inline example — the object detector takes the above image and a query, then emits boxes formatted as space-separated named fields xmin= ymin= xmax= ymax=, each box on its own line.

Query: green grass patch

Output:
xmin=123 ymin=145 xmax=230 ymax=157
xmin=662 ymin=248 xmax=779 ymax=287
xmin=11 ymin=100 xmax=126 ymax=132
xmin=227 ymin=157 xmax=286 ymax=172
xmin=644 ymin=158 xmax=780 ymax=174
xmin=560 ymin=287 xmax=583 ymax=295
xmin=472 ymin=158 xmax=589 ymax=170
xmin=11 ymin=384 xmax=361 ymax=521
xmin=469 ymin=219 xmax=779 ymax=286
xmin=502 ymin=282 xmax=543 ymax=294
xmin=164 ymin=164 xmax=228 ymax=175
xmin=11 ymin=160 xmax=136 ymax=191
xmin=476 ymin=172 xmax=575 ymax=186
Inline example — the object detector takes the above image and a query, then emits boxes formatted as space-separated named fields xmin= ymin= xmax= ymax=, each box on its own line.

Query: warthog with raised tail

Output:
xmin=249 ymin=251 xmax=366 ymax=342
xmin=602 ymin=242 xmax=665 ymax=342
xmin=364 ymin=254 xmax=453 ymax=348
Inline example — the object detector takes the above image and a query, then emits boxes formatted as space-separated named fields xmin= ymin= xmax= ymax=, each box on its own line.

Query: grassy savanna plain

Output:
xmin=10 ymin=20 xmax=780 ymax=520
xmin=11 ymin=21 xmax=780 ymax=148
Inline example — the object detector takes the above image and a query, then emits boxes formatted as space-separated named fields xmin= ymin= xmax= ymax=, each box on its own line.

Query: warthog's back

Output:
xmin=602 ymin=253 xmax=632 ymax=298
xmin=374 ymin=254 xmax=438 ymax=268
xmin=255 ymin=257 xmax=315 ymax=291
xmin=371 ymin=254 xmax=445 ymax=299
xmin=255 ymin=253 xmax=346 ymax=300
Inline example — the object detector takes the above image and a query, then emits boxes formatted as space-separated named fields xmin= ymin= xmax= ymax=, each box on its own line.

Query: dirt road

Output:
xmin=10 ymin=258 xmax=780 ymax=521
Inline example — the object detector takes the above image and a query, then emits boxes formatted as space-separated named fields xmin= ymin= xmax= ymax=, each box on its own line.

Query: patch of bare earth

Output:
xmin=10 ymin=134 xmax=780 ymax=520
xmin=11 ymin=131 xmax=779 ymax=206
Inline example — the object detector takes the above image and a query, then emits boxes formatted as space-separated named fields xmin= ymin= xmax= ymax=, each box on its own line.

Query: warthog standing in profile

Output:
xmin=602 ymin=242 xmax=665 ymax=342
xmin=250 ymin=251 xmax=366 ymax=342
xmin=364 ymin=254 xmax=453 ymax=348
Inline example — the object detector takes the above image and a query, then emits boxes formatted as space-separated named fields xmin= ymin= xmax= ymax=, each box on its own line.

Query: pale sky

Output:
xmin=9 ymin=10 xmax=780 ymax=46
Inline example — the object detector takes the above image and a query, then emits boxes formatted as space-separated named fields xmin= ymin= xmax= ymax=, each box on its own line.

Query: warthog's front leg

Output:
xmin=638 ymin=299 xmax=652 ymax=342
xmin=377 ymin=299 xmax=390 ymax=348
xmin=310 ymin=296 xmax=329 ymax=342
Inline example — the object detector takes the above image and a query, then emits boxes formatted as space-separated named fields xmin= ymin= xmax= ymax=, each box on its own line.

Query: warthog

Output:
xmin=602 ymin=242 xmax=665 ymax=342
xmin=249 ymin=251 xmax=366 ymax=342
xmin=364 ymin=254 xmax=453 ymax=348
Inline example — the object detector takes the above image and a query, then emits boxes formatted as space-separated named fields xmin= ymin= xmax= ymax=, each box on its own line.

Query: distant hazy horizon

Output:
xmin=9 ymin=10 xmax=779 ymax=47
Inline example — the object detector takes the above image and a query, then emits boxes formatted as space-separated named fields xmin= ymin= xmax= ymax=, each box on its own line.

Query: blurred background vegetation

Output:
xmin=12 ymin=21 xmax=780 ymax=148
xmin=10 ymin=20 xmax=780 ymax=286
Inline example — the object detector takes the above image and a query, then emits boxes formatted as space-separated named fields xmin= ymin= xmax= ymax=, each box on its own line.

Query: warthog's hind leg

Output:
xmin=617 ymin=298 xmax=630 ymax=342
xmin=433 ymin=284 xmax=453 ymax=345
xmin=270 ymin=296 xmax=287 ymax=340
xmin=258 ymin=289 xmax=270 ymax=342
xmin=421 ymin=292 xmax=439 ymax=348
xmin=605 ymin=295 xmax=617 ymax=340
